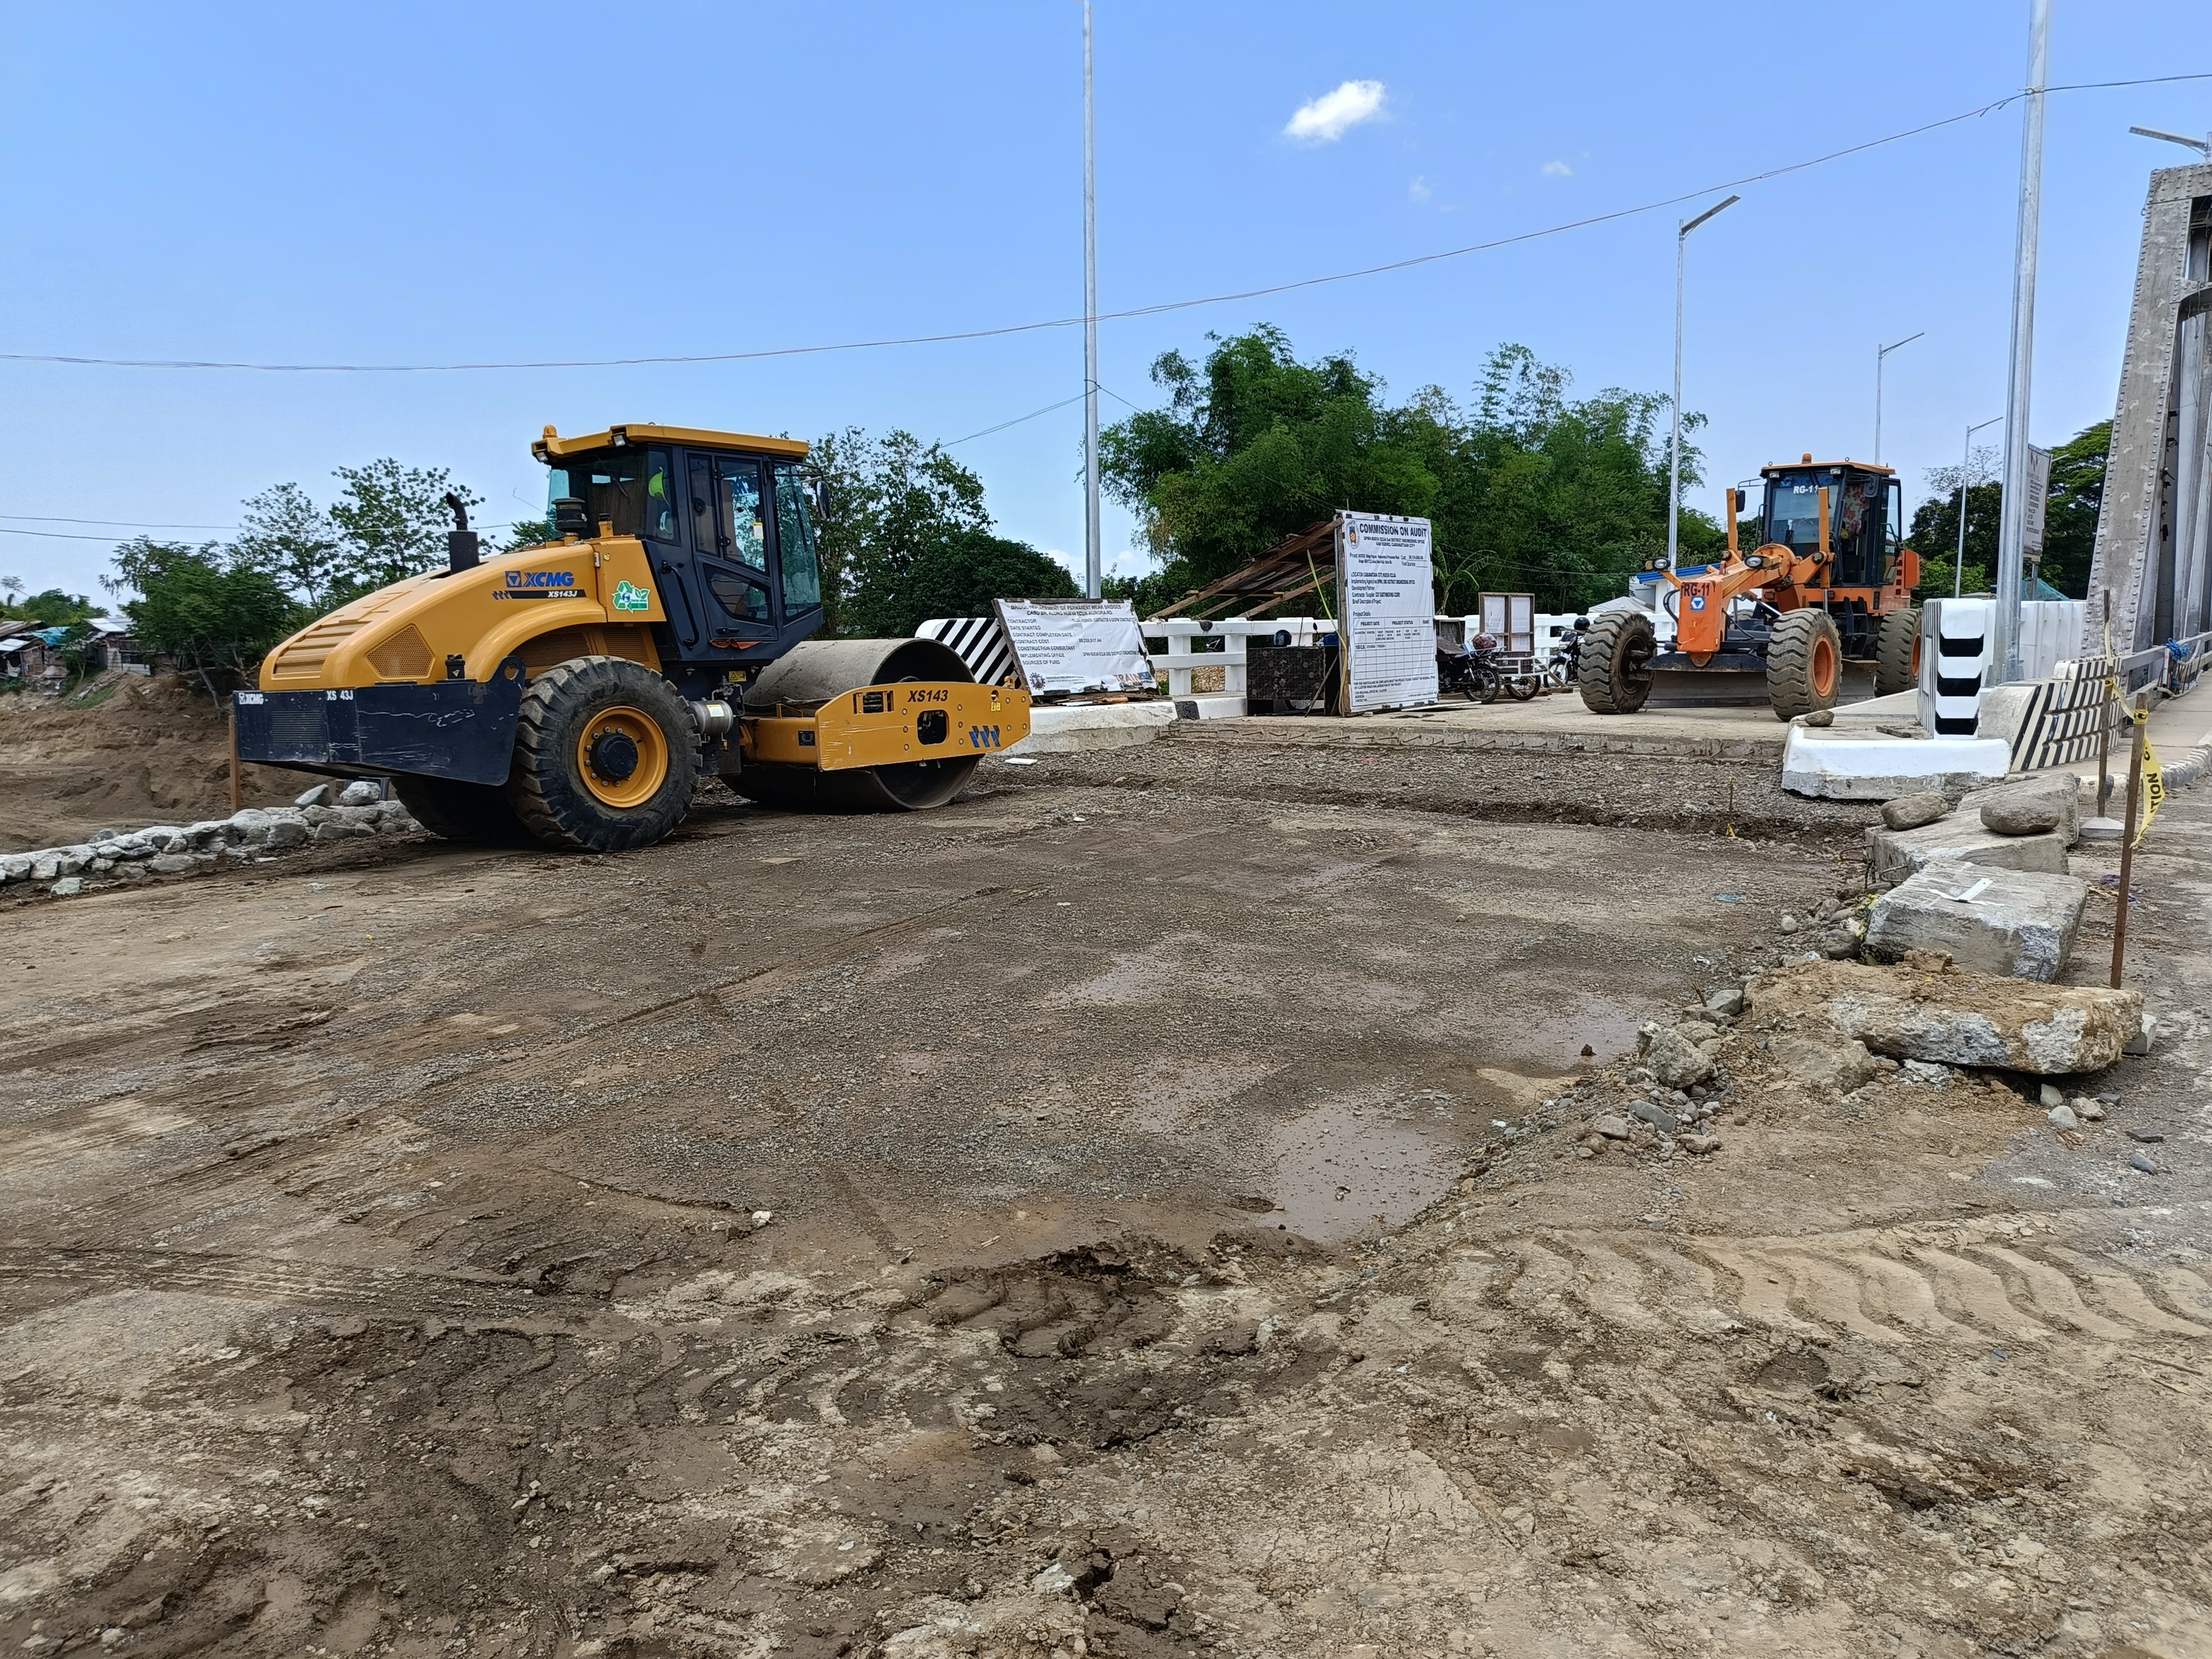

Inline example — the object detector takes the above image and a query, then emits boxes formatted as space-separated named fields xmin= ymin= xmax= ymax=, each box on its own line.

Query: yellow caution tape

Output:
xmin=2134 ymin=711 xmax=2165 ymax=848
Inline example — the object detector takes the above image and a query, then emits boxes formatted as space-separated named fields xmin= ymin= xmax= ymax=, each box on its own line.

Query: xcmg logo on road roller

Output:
xmin=498 ymin=569 xmax=585 ymax=600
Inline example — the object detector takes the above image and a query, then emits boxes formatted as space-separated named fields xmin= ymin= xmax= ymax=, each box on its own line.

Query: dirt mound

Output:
xmin=0 ymin=675 xmax=319 ymax=851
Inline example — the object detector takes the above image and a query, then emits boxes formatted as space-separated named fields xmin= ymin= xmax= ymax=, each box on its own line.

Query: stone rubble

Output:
xmin=0 ymin=792 xmax=419 ymax=898
xmin=1748 ymin=957 xmax=2145 ymax=1076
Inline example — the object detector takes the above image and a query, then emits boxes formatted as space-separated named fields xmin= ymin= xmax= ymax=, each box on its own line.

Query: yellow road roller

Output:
xmin=236 ymin=424 xmax=1029 ymax=851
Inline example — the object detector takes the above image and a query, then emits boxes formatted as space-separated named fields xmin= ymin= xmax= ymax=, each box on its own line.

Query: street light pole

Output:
xmin=1956 ymin=414 xmax=2005 ymax=599
xmin=1668 ymin=194 xmax=1739 ymax=571
xmin=1875 ymin=331 xmax=1923 ymax=464
xmin=1994 ymin=0 xmax=2051 ymax=682
xmin=1081 ymin=0 xmax=1102 ymax=601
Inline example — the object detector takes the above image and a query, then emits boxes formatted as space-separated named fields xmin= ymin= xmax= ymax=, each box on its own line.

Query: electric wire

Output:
xmin=5 ymin=73 xmax=2205 ymax=377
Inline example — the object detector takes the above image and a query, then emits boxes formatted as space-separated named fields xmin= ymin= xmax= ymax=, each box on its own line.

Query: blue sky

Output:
xmin=2 ymin=0 xmax=2208 ymax=602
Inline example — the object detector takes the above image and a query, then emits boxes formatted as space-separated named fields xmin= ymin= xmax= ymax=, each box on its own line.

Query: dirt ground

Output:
xmin=0 ymin=676 xmax=319 ymax=853
xmin=2 ymin=724 xmax=2208 ymax=1658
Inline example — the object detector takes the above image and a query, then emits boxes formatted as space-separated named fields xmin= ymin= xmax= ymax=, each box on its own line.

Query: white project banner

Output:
xmin=1336 ymin=513 xmax=1441 ymax=713
xmin=993 ymin=598 xmax=1158 ymax=696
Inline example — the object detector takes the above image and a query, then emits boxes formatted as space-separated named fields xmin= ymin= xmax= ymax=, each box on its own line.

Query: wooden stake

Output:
xmin=2109 ymin=693 xmax=2147 ymax=989
xmin=227 ymin=695 xmax=243 ymax=814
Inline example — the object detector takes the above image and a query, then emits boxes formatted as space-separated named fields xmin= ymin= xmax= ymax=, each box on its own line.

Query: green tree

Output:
xmin=807 ymin=427 xmax=992 ymax=637
xmin=232 ymin=481 xmax=345 ymax=609
xmin=326 ymin=460 xmax=484 ymax=597
xmin=894 ymin=530 xmax=1078 ymax=637
xmin=502 ymin=512 xmax=558 ymax=552
xmin=2041 ymin=419 xmax=2109 ymax=598
xmin=1099 ymin=328 xmax=1709 ymax=614
xmin=1909 ymin=444 xmax=2002 ymax=600
xmin=0 ymin=586 xmax=102 ymax=625
xmin=106 ymin=538 xmax=302 ymax=698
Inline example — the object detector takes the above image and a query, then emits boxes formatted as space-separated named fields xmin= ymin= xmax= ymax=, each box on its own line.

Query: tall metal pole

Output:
xmin=1668 ymin=195 xmax=1737 ymax=571
xmin=1875 ymin=331 xmax=1922 ymax=463
xmin=1082 ymin=0 xmax=1102 ymax=601
xmin=1994 ymin=0 xmax=2050 ymax=682
xmin=1668 ymin=228 xmax=1685 ymax=572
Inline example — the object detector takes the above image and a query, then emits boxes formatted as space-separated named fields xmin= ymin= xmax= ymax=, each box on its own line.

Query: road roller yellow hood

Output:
xmin=258 ymin=539 xmax=670 ymax=691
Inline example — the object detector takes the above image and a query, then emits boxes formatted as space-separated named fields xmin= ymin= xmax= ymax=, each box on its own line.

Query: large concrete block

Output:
xmin=1865 ymin=817 xmax=2070 ymax=888
xmin=1865 ymin=858 xmax=2088 ymax=982
xmin=1781 ymin=729 xmax=2010 ymax=801
xmin=1749 ymin=957 xmax=2142 ymax=1075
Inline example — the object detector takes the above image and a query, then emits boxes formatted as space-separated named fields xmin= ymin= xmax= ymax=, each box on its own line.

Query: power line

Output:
xmin=6 ymin=73 xmax=2204 ymax=378
xmin=945 ymin=392 xmax=1089 ymax=446
xmin=0 ymin=512 xmax=239 ymax=530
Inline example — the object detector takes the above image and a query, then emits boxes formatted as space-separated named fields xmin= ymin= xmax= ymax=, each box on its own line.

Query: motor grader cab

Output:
xmin=236 ymin=424 xmax=1027 ymax=851
xmin=1577 ymin=456 xmax=1922 ymax=720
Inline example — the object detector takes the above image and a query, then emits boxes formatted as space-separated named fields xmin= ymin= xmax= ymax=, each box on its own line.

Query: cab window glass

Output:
xmin=774 ymin=462 xmax=822 ymax=612
xmin=707 ymin=572 xmax=770 ymax=623
xmin=545 ymin=447 xmax=674 ymax=540
xmin=721 ymin=460 xmax=767 ymax=572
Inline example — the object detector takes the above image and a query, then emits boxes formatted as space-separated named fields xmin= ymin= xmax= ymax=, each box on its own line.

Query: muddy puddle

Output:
xmin=1264 ymin=1093 xmax=1469 ymax=1241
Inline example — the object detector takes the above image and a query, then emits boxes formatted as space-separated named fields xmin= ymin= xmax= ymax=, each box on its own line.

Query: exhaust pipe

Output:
xmin=445 ymin=493 xmax=481 ymax=574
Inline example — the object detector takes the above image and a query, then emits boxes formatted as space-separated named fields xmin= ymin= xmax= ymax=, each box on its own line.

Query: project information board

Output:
xmin=1335 ymin=513 xmax=1441 ymax=713
xmin=992 ymin=598 xmax=1158 ymax=696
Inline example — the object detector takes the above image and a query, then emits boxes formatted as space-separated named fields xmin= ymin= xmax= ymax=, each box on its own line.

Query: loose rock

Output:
xmin=338 ymin=779 xmax=385 ymax=805
xmin=1881 ymin=791 xmax=1950 ymax=831
xmin=2039 ymin=1082 xmax=2065 ymax=1109
xmin=1641 ymin=1026 xmax=1715 ymax=1089
xmin=295 ymin=784 xmax=333 ymax=807
xmin=2047 ymin=1104 xmax=2078 ymax=1130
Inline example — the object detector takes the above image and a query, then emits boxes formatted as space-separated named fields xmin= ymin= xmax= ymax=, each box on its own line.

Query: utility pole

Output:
xmin=1082 ymin=0 xmax=1102 ymax=601
xmin=1994 ymin=0 xmax=2050 ymax=682
xmin=1668 ymin=194 xmax=1738 ymax=571
xmin=1875 ymin=331 xmax=1923 ymax=463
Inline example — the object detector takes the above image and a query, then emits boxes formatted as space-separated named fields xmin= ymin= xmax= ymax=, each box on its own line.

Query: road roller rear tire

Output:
xmin=392 ymin=775 xmax=533 ymax=846
xmin=1577 ymin=611 xmax=1656 ymax=713
xmin=1767 ymin=610 xmax=1844 ymax=721
xmin=504 ymin=656 xmax=697 ymax=852
xmin=1875 ymin=606 xmax=1922 ymax=696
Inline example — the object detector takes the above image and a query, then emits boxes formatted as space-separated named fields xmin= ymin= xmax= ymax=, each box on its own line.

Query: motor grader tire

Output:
xmin=1577 ymin=610 xmax=1656 ymax=713
xmin=504 ymin=655 xmax=697 ymax=852
xmin=392 ymin=775 xmax=533 ymax=846
xmin=1768 ymin=610 xmax=1844 ymax=721
xmin=1875 ymin=606 xmax=1922 ymax=696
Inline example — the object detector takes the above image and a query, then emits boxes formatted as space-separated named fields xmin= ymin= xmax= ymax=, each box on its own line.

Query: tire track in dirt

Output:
xmin=1502 ymin=1222 xmax=2212 ymax=1353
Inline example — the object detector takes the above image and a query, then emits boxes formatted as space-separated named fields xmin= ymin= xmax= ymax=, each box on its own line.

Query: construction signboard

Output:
xmin=1335 ymin=512 xmax=1440 ymax=714
xmin=993 ymin=598 xmax=1157 ymax=697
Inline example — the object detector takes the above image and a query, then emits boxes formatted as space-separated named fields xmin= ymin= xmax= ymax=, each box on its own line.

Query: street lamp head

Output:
xmin=2128 ymin=124 xmax=2212 ymax=158
xmin=1679 ymin=194 xmax=1741 ymax=239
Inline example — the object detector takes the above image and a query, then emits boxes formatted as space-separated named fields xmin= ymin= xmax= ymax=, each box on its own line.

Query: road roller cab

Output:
xmin=234 ymin=424 xmax=1029 ymax=851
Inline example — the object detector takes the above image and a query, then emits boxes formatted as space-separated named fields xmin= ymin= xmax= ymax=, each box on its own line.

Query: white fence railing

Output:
xmin=1138 ymin=618 xmax=1328 ymax=699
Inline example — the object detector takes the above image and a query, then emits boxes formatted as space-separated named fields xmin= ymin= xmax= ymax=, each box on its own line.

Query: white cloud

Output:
xmin=1542 ymin=159 xmax=1574 ymax=177
xmin=1408 ymin=175 xmax=1431 ymax=202
xmin=1285 ymin=80 xmax=1386 ymax=143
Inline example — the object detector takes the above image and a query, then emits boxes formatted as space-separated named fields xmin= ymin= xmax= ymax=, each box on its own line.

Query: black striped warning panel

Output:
xmin=919 ymin=615 xmax=1018 ymax=687
xmin=2010 ymin=658 xmax=2119 ymax=770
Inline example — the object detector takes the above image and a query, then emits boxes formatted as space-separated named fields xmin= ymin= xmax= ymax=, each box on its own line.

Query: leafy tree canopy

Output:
xmin=806 ymin=427 xmax=1070 ymax=637
xmin=896 ymin=530 xmax=1077 ymax=638
xmin=0 ymin=585 xmax=103 ymax=625
xmin=106 ymin=538 xmax=302 ymax=697
xmin=1906 ymin=421 xmax=2107 ymax=602
xmin=1100 ymin=327 xmax=1716 ymax=614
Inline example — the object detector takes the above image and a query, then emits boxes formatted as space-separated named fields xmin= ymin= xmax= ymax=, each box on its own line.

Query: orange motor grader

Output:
xmin=1577 ymin=457 xmax=1922 ymax=720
